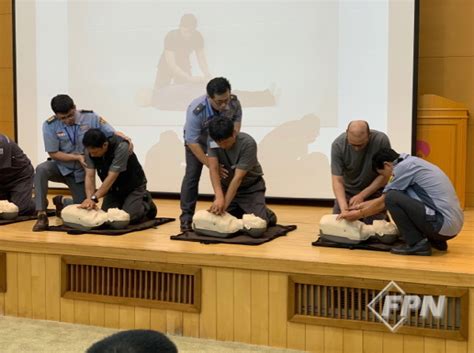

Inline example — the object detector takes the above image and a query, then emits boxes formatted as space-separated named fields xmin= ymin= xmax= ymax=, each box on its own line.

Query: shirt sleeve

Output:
xmin=84 ymin=153 xmax=95 ymax=169
xmin=0 ymin=135 xmax=12 ymax=169
xmin=330 ymin=141 xmax=344 ymax=176
xmin=43 ymin=122 xmax=60 ymax=153
xmin=207 ymin=147 xmax=218 ymax=157
xmin=232 ymin=98 xmax=242 ymax=123
xmin=235 ymin=138 xmax=258 ymax=171
xmin=184 ymin=107 xmax=202 ymax=144
xmin=383 ymin=161 xmax=415 ymax=193
xmin=97 ymin=117 xmax=115 ymax=137
xmin=109 ymin=142 xmax=129 ymax=173
xmin=380 ymin=133 xmax=391 ymax=149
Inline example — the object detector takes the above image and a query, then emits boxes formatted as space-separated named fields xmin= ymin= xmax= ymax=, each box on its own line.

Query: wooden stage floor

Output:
xmin=0 ymin=199 xmax=473 ymax=287
xmin=1 ymin=199 xmax=474 ymax=353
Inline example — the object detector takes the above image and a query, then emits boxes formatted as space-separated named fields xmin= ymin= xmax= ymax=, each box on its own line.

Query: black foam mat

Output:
xmin=170 ymin=224 xmax=297 ymax=245
xmin=312 ymin=236 xmax=404 ymax=252
xmin=0 ymin=210 xmax=56 ymax=226
xmin=49 ymin=217 xmax=175 ymax=235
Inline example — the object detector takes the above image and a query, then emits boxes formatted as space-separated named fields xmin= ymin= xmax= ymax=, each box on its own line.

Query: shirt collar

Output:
xmin=393 ymin=153 xmax=409 ymax=167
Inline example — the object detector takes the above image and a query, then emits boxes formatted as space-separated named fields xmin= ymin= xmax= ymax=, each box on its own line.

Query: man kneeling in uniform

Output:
xmin=340 ymin=148 xmax=463 ymax=255
xmin=207 ymin=117 xmax=276 ymax=228
xmin=79 ymin=129 xmax=157 ymax=223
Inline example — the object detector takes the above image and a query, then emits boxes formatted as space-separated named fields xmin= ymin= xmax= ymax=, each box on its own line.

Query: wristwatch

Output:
xmin=91 ymin=195 xmax=99 ymax=203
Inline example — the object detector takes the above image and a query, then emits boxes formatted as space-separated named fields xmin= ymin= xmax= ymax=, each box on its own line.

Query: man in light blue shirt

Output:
xmin=180 ymin=77 xmax=242 ymax=231
xmin=341 ymin=148 xmax=463 ymax=255
xmin=33 ymin=94 xmax=116 ymax=231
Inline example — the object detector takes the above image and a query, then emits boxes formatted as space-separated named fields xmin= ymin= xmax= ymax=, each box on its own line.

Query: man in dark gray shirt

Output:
xmin=0 ymin=134 xmax=35 ymax=215
xmin=206 ymin=117 xmax=276 ymax=228
xmin=79 ymin=129 xmax=156 ymax=223
xmin=331 ymin=120 xmax=391 ymax=223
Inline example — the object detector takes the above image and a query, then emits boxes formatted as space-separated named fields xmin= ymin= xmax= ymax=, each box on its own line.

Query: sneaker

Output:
xmin=52 ymin=195 xmax=64 ymax=218
xmin=32 ymin=214 xmax=49 ymax=232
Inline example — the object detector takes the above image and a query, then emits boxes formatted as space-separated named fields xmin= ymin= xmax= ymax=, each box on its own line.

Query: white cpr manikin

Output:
xmin=319 ymin=214 xmax=398 ymax=244
xmin=62 ymin=205 xmax=131 ymax=229
xmin=0 ymin=200 xmax=19 ymax=214
xmin=192 ymin=210 xmax=267 ymax=238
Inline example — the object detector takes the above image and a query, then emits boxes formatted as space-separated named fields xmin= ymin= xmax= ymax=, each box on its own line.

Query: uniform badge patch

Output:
xmin=193 ymin=103 xmax=205 ymax=115
xmin=99 ymin=117 xmax=108 ymax=125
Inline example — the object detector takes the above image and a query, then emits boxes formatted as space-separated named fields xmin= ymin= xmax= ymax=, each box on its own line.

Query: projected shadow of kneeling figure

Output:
xmin=146 ymin=14 xmax=277 ymax=111
xmin=259 ymin=114 xmax=331 ymax=197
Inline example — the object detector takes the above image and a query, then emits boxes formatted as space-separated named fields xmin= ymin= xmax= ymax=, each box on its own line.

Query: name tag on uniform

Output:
xmin=56 ymin=131 xmax=66 ymax=137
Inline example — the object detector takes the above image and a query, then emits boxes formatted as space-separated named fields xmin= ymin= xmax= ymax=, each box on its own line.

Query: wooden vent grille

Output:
xmin=61 ymin=256 xmax=201 ymax=312
xmin=288 ymin=275 xmax=468 ymax=340
xmin=0 ymin=252 xmax=5 ymax=293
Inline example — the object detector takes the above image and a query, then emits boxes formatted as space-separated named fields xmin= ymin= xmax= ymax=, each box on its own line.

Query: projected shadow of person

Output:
xmin=258 ymin=114 xmax=331 ymax=196
xmin=136 ymin=14 xmax=277 ymax=111
xmin=144 ymin=131 xmax=185 ymax=191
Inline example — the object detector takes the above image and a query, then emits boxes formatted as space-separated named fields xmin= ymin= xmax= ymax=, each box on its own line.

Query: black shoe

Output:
xmin=390 ymin=238 xmax=432 ymax=256
xmin=429 ymin=238 xmax=448 ymax=251
xmin=180 ymin=221 xmax=193 ymax=233
xmin=52 ymin=195 xmax=64 ymax=218
xmin=32 ymin=214 xmax=49 ymax=232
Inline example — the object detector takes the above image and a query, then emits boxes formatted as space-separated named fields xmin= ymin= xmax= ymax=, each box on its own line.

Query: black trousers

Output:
xmin=103 ymin=184 xmax=155 ymax=224
xmin=225 ymin=179 xmax=277 ymax=227
xmin=384 ymin=190 xmax=453 ymax=246
xmin=179 ymin=144 xmax=206 ymax=224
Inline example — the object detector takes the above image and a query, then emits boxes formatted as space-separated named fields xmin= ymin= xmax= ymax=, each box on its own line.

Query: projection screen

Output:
xmin=15 ymin=0 xmax=416 ymax=199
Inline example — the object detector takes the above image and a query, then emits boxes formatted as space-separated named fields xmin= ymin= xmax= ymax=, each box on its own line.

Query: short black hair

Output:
xmin=372 ymin=148 xmax=400 ymax=171
xmin=83 ymin=129 xmax=107 ymax=148
xmin=206 ymin=77 xmax=231 ymax=98
xmin=51 ymin=94 xmax=75 ymax=114
xmin=208 ymin=117 xmax=234 ymax=142
xmin=86 ymin=329 xmax=177 ymax=353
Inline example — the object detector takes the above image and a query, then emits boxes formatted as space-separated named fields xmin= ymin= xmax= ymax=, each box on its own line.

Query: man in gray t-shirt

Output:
xmin=331 ymin=120 xmax=391 ymax=222
xmin=206 ymin=117 xmax=276 ymax=228
xmin=79 ymin=129 xmax=157 ymax=224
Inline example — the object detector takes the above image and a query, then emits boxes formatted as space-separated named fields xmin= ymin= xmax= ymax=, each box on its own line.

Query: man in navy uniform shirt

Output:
xmin=33 ymin=94 xmax=121 ymax=231
xmin=179 ymin=77 xmax=242 ymax=231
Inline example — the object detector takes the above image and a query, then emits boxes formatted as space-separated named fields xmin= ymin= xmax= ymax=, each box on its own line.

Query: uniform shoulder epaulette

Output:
xmin=80 ymin=109 xmax=93 ymax=113
xmin=193 ymin=103 xmax=205 ymax=115
xmin=46 ymin=115 xmax=57 ymax=124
